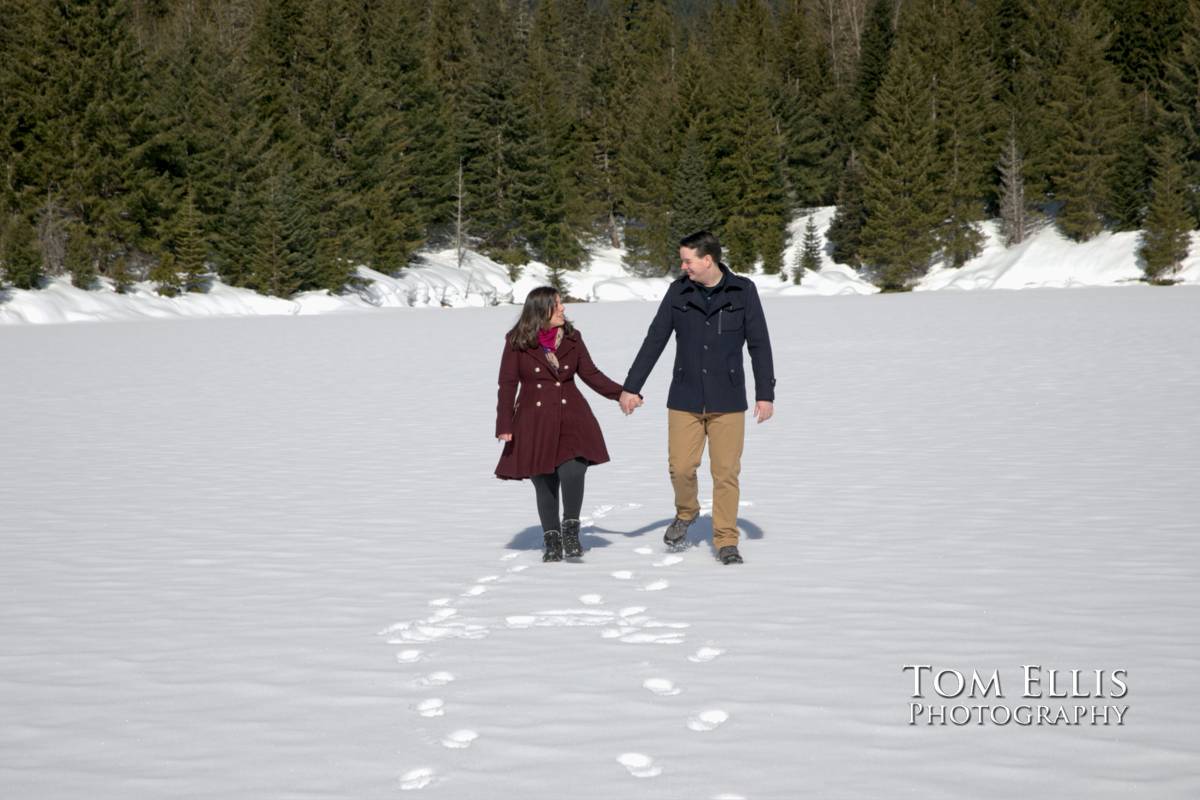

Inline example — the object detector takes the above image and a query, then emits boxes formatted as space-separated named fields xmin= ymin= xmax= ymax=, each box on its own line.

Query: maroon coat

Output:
xmin=495 ymin=328 xmax=625 ymax=480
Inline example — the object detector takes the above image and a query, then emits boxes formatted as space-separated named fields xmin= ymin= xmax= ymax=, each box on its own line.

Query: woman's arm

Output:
xmin=575 ymin=335 xmax=625 ymax=401
xmin=496 ymin=341 xmax=519 ymax=438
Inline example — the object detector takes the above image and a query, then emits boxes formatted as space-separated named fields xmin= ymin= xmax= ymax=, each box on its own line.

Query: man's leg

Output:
xmin=667 ymin=409 xmax=706 ymax=522
xmin=706 ymin=411 xmax=745 ymax=550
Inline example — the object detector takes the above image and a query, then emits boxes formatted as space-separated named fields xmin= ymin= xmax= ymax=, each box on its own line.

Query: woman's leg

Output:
xmin=530 ymin=472 xmax=563 ymax=562
xmin=556 ymin=458 xmax=588 ymax=521
xmin=557 ymin=458 xmax=588 ymax=557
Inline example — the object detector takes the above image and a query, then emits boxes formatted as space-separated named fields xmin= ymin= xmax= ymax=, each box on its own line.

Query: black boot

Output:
xmin=543 ymin=530 xmax=564 ymax=562
xmin=718 ymin=545 xmax=743 ymax=565
xmin=663 ymin=516 xmax=696 ymax=549
xmin=562 ymin=518 xmax=583 ymax=558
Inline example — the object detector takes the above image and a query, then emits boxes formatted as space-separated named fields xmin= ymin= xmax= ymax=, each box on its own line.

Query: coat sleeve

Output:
xmin=496 ymin=340 xmax=520 ymax=437
xmin=622 ymin=290 xmax=674 ymax=396
xmin=575 ymin=334 xmax=624 ymax=401
xmin=744 ymin=282 xmax=776 ymax=403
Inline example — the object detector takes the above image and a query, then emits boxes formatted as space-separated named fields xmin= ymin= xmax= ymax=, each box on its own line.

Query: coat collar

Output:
xmin=677 ymin=262 xmax=744 ymax=295
xmin=525 ymin=326 xmax=576 ymax=372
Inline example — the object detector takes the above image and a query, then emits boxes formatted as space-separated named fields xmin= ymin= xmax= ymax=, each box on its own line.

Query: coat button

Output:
xmin=556 ymin=382 xmax=561 ymax=386
xmin=537 ymin=384 xmax=542 ymax=389
xmin=702 ymin=368 xmax=707 ymax=374
xmin=705 ymin=321 xmax=710 ymax=326
xmin=703 ymin=345 xmax=708 ymax=350
xmin=561 ymin=399 xmax=566 ymax=404
xmin=534 ymin=367 xmax=540 ymax=372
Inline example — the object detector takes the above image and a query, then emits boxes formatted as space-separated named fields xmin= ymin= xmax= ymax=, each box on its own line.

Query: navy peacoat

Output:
xmin=495 ymin=328 xmax=625 ymax=480
xmin=623 ymin=263 xmax=775 ymax=413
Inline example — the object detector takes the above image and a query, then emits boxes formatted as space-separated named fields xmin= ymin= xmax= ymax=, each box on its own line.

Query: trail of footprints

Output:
xmin=385 ymin=501 xmax=737 ymax=794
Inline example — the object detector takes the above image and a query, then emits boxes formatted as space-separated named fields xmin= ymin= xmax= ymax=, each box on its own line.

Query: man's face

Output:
xmin=679 ymin=246 xmax=719 ymax=284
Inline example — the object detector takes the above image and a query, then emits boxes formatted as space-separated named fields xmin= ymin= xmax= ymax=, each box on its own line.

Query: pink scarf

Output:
xmin=538 ymin=327 xmax=562 ymax=369
xmin=538 ymin=327 xmax=559 ymax=352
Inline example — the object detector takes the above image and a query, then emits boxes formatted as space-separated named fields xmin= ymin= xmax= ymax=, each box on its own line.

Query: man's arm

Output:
xmin=744 ymin=282 xmax=775 ymax=404
xmin=623 ymin=291 xmax=674 ymax=397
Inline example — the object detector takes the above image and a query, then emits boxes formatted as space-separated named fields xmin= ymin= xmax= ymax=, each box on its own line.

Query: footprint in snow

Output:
xmin=399 ymin=767 xmax=436 ymax=791
xmin=507 ymin=564 xmax=529 ymax=573
xmin=414 ymin=671 xmax=455 ymax=687
xmin=687 ymin=709 xmax=729 ymax=732
xmin=414 ymin=698 xmax=444 ymax=717
xmin=440 ymin=729 xmax=479 ymax=749
xmin=428 ymin=598 xmax=452 ymax=607
xmin=611 ymin=570 xmax=634 ymax=580
xmin=688 ymin=646 xmax=725 ymax=663
xmin=617 ymin=752 xmax=662 ymax=778
xmin=640 ymin=579 xmax=669 ymax=592
xmin=634 ymin=546 xmax=654 ymax=555
xmin=712 ymin=794 xmax=747 ymax=800
xmin=643 ymin=678 xmax=681 ymax=696
xmin=500 ymin=552 xmax=520 ymax=561
xmin=396 ymin=649 xmax=423 ymax=664
xmin=579 ymin=594 xmax=603 ymax=605
xmin=653 ymin=554 xmax=684 ymax=567
xmin=476 ymin=575 xmax=500 ymax=583
xmin=462 ymin=584 xmax=488 ymax=597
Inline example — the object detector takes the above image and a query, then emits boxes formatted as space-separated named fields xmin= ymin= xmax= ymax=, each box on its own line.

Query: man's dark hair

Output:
xmin=679 ymin=230 xmax=721 ymax=265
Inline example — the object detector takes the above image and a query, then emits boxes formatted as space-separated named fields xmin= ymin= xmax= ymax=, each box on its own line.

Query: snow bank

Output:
xmin=2 ymin=210 xmax=1196 ymax=325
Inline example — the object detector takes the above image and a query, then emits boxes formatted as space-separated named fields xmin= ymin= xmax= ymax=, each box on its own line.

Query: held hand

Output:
xmin=497 ymin=433 xmax=513 ymax=442
xmin=618 ymin=391 xmax=643 ymax=416
xmin=753 ymin=401 xmax=774 ymax=424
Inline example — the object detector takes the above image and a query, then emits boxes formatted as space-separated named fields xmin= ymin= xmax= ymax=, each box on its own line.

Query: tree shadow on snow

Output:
xmin=504 ymin=515 xmax=764 ymax=557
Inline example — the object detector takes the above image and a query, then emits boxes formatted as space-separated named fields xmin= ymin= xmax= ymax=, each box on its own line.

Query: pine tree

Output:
xmin=173 ymin=189 xmax=207 ymax=292
xmin=1046 ymin=1 xmax=1125 ymax=241
xmin=855 ymin=0 xmax=896 ymax=138
xmin=109 ymin=253 xmax=134 ymax=294
xmin=149 ymin=251 xmax=181 ymax=297
xmin=1159 ymin=0 xmax=1200 ymax=224
xmin=774 ymin=0 xmax=839 ymax=208
xmin=903 ymin=0 xmax=999 ymax=267
xmin=858 ymin=46 xmax=941 ymax=290
xmin=794 ymin=214 xmax=822 ymax=283
xmin=998 ymin=124 xmax=1028 ymax=246
xmin=827 ymin=149 xmax=867 ymax=265
xmin=1139 ymin=140 xmax=1192 ymax=282
xmin=669 ymin=123 xmax=718 ymax=247
xmin=1 ymin=213 xmax=44 ymax=289
xmin=65 ymin=223 xmax=99 ymax=289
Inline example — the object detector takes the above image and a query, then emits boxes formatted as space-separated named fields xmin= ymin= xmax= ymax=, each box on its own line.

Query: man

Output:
xmin=620 ymin=231 xmax=775 ymax=565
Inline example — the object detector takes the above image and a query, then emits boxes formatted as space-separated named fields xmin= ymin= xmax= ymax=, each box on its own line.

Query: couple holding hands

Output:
xmin=495 ymin=231 xmax=776 ymax=565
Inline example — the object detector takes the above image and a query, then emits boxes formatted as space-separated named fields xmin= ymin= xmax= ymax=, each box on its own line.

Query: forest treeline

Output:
xmin=1 ymin=0 xmax=1198 ymax=297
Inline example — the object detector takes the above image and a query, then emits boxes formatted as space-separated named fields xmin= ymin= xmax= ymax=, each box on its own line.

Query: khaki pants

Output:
xmin=667 ymin=409 xmax=745 ymax=549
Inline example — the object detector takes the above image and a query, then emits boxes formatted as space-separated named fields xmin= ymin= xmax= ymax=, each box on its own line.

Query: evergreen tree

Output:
xmin=1139 ymin=140 xmax=1192 ymax=282
xmin=855 ymin=0 xmax=896 ymax=138
xmin=858 ymin=47 xmax=941 ymax=290
xmin=827 ymin=149 xmax=867 ymax=265
xmin=904 ymin=0 xmax=1000 ymax=266
xmin=109 ymin=253 xmax=134 ymax=294
xmin=670 ymin=123 xmax=718 ymax=245
xmin=1046 ymin=1 xmax=1125 ymax=241
xmin=1159 ymin=0 xmax=1200 ymax=224
xmin=173 ymin=189 xmax=207 ymax=292
xmin=1 ymin=213 xmax=44 ymax=289
xmin=64 ymin=223 xmax=99 ymax=289
xmin=794 ymin=214 xmax=822 ymax=283
xmin=149 ymin=251 xmax=181 ymax=297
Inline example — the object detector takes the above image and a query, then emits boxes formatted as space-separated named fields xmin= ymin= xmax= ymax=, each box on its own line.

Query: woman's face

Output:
xmin=547 ymin=295 xmax=565 ymax=327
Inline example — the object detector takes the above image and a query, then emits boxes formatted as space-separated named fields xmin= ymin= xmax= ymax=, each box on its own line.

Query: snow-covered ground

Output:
xmin=2 ymin=286 xmax=1199 ymax=798
xmin=3 ymin=210 xmax=1199 ymax=325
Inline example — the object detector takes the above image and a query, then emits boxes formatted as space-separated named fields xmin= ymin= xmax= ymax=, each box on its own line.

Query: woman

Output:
xmin=495 ymin=287 xmax=626 ymax=562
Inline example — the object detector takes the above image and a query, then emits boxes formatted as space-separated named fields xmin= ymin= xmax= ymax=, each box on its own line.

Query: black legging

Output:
xmin=530 ymin=457 xmax=588 ymax=532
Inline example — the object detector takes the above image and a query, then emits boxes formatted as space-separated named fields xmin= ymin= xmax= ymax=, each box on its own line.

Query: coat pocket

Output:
xmin=718 ymin=307 xmax=745 ymax=333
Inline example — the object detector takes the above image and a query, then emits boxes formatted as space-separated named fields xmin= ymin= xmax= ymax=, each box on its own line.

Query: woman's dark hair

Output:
xmin=507 ymin=286 xmax=574 ymax=350
xmin=679 ymin=230 xmax=722 ymax=265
